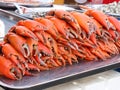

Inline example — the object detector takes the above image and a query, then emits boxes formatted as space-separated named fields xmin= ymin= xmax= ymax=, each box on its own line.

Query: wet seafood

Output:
xmin=0 ymin=7 xmax=120 ymax=80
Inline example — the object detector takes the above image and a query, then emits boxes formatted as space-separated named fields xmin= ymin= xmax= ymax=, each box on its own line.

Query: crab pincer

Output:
xmin=0 ymin=55 xmax=22 ymax=80
xmin=71 ymin=11 xmax=96 ymax=38
xmin=4 ymin=33 xmax=30 ymax=58
xmin=49 ymin=17 xmax=78 ymax=39
xmin=35 ymin=17 xmax=59 ymax=39
xmin=79 ymin=5 xmax=115 ymax=30
xmin=1 ymin=43 xmax=29 ymax=75
xmin=9 ymin=25 xmax=38 ymax=40
xmin=17 ymin=20 xmax=47 ymax=31
xmin=47 ymin=9 xmax=81 ymax=33
xmin=34 ymin=42 xmax=53 ymax=67
xmin=26 ymin=38 xmax=38 ymax=56
xmin=108 ymin=16 xmax=120 ymax=32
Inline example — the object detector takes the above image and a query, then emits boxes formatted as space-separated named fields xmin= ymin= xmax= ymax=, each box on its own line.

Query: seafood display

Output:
xmin=0 ymin=6 xmax=120 ymax=80
xmin=98 ymin=1 xmax=120 ymax=14
xmin=86 ymin=1 xmax=120 ymax=15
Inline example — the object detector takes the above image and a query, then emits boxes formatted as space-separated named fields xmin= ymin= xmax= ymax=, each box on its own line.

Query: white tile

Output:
xmin=45 ymin=70 xmax=120 ymax=90
xmin=77 ymin=75 xmax=106 ymax=90
xmin=0 ymin=87 xmax=4 ymax=90
xmin=45 ymin=82 xmax=82 ymax=90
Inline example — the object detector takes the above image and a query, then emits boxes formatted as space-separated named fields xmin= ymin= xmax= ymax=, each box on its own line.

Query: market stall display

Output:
xmin=86 ymin=1 xmax=120 ymax=17
xmin=14 ymin=5 xmax=75 ymax=18
xmin=1 ymin=3 xmax=120 ymax=89
xmin=0 ymin=6 xmax=120 ymax=81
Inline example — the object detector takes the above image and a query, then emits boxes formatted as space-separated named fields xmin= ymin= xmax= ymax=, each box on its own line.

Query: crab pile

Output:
xmin=0 ymin=6 xmax=120 ymax=80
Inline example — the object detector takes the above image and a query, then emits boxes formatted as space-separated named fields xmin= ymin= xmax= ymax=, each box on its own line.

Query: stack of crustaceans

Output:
xmin=0 ymin=5 xmax=120 ymax=80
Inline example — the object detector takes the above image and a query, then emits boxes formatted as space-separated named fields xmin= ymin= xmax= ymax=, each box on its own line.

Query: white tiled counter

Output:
xmin=45 ymin=70 xmax=120 ymax=90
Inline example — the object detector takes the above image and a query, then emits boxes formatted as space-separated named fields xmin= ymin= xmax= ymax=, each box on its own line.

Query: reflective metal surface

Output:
xmin=0 ymin=9 xmax=26 ymax=34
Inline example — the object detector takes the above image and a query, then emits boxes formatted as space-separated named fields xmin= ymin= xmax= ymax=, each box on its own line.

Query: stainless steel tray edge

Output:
xmin=0 ymin=9 xmax=27 ymax=21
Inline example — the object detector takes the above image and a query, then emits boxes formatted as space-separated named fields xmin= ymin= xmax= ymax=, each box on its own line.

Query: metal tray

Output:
xmin=0 ymin=9 xmax=120 ymax=90
xmin=0 ymin=9 xmax=26 ymax=35
xmin=14 ymin=5 xmax=75 ymax=19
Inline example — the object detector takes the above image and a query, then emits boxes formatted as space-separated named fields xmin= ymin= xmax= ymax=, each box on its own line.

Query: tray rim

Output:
xmin=0 ymin=9 xmax=27 ymax=21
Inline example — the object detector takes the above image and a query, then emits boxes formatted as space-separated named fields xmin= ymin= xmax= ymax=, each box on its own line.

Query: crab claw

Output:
xmin=92 ymin=18 xmax=103 ymax=36
xmin=108 ymin=16 xmax=120 ymax=32
xmin=0 ymin=55 xmax=22 ymax=80
xmin=1 ymin=43 xmax=29 ymax=75
xmin=33 ymin=42 xmax=53 ymax=66
xmin=35 ymin=17 xmax=59 ymax=39
xmin=58 ymin=44 xmax=78 ymax=65
xmin=49 ymin=17 xmax=68 ymax=38
xmin=35 ymin=31 xmax=58 ymax=57
xmin=108 ymin=29 xmax=119 ymax=41
xmin=28 ymin=63 xmax=40 ymax=72
xmin=34 ymin=53 xmax=48 ymax=67
xmin=17 ymin=20 xmax=47 ymax=31
xmin=47 ymin=9 xmax=81 ymax=33
xmin=9 ymin=25 xmax=38 ymax=40
xmin=4 ymin=33 xmax=30 ymax=58
xmin=49 ymin=17 xmax=78 ymax=39
xmin=85 ymin=10 xmax=115 ymax=30
xmin=115 ymin=39 xmax=120 ymax=51
xmin=26 ymin=38 xmax=38 ymax=56
xmin=24 ymin=63 xmax=40 ymax=76
xmin=90 ymin=47 xmax=110 ymax=60
xmin=71 ymin=11 xmax=96 ymax=38
xmin=38 ymin=42 xmax=53 ymax=57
